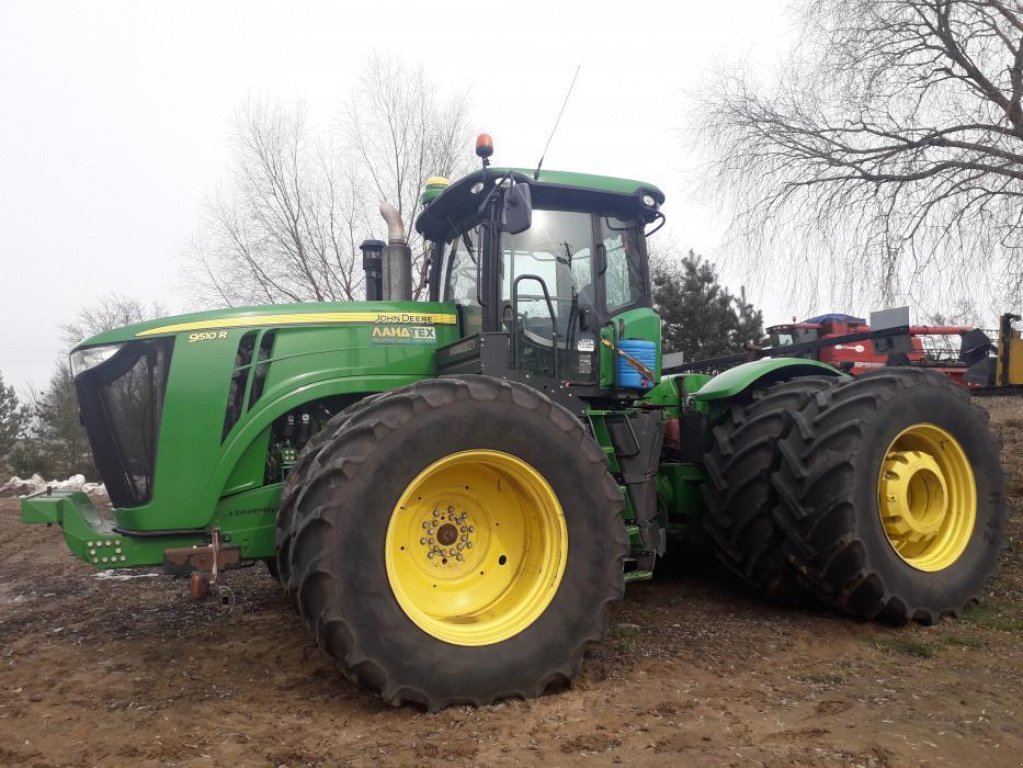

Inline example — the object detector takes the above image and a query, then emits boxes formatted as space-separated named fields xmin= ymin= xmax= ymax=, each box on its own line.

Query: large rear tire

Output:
xmin=702 ymin=376 xmax=839 ymax=604
xmin=276 ymin=376 xmax=626 ymax=710
xmin=773 ymin=369 xmax=1005 ymax=624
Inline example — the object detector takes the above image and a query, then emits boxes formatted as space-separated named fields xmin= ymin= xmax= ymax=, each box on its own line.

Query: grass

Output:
xmin=610 ymin=622 xmax=640 ymax=654
xmin=962 ymin=602 xmax=1023 ymax=633
xmin=871 ymin=635 xmax=939 ymax=659
xmin=940 ymin=635 xmax=986 ymax=649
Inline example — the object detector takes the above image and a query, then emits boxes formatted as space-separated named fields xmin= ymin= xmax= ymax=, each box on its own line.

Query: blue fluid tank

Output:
xmin=616 ymin=339 xmax=657 ymax=390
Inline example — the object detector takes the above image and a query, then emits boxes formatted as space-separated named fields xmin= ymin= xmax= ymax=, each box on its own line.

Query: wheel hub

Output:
xmin=880 ymin=450 xmax=948 ymax=543
xmin=876 ymin=423 xmax=977 ymax=572
xmin=417 ymin=506 xmax=476 ymax=566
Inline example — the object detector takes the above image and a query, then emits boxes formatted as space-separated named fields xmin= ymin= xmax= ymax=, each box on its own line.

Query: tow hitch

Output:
xmin=162 ymin=528 xmax=241 ymax=607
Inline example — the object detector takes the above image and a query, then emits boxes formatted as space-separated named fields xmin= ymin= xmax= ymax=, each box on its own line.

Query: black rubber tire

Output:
xmin=702 ymin=375 xmax=839 ymax=604
xmin=276 ymin=391 xmax=388 ymax=605
xmin=772 ymin=368 xmax=1005 ymax=624
xmin=277 ymin=376 xmax=627 ymax=710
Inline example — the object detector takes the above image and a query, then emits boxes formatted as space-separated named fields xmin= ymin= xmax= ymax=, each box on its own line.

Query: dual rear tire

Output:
xmin=704 ymin=368 xmax=1005 ymax=624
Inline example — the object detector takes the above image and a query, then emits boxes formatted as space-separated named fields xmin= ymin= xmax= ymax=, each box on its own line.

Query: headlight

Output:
xmin=69 ymin=343 xmax=123 ymax=378
xmin=641 ymin=193 xmax=658 ymax=208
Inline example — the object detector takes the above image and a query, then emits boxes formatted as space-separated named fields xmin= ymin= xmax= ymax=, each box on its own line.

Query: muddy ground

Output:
xmin=1 ymin=398 xmax=1022 ymax=768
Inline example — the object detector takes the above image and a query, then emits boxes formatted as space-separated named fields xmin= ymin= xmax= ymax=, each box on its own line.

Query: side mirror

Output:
xmin=499 ymin=183 xmax=532 ymax=235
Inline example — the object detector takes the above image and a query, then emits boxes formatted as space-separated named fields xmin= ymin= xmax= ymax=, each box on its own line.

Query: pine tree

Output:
xmin=33 ymin=361 xmax=96 ymax=478
xmin=0 ymin=371 xmax=30 ymax=465
xmin=652 ymin=250 xmax=764 ymax=360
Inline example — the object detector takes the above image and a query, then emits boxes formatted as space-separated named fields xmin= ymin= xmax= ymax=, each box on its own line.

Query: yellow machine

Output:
xmin=996 ymin=313 xmax=1023 ymax=387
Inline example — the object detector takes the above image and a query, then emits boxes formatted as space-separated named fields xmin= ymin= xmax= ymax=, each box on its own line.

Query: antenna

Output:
xmin=534 ymin=65 xmax=581 ymax=181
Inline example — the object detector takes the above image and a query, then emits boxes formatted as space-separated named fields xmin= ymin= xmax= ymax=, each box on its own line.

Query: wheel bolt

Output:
xmin=468 ymin=526 xmax=475 ymax=533
xmin=420 ymin=538 xmax=427 ymax=545
xmin=466 ymin=542 xmax=473 ymax=549
xmin=448 ymin=505 xmax=455 ymax=513
xmin=422 ymin=521 xmax=430 ymax=529
xmin=427 ymin=552 xmax=435 ymax=559
xmin=428 ymin=537 xmax=435 ymax=544
xmin=456 ymin=554 xmax=464 ymax=561
xmin=433 ymin=509 xmax=440 ymax=517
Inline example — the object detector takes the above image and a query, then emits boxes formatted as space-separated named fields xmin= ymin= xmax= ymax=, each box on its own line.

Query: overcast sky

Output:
xmin=0 ymin=0 xmax=797 ymax=396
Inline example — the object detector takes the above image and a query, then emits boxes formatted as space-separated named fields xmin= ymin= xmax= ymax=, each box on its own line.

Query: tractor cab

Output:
xmin=416 ymin=140 xmax=665 ymax=405
xmin=766 ymin=321 xmax=822 ymax=348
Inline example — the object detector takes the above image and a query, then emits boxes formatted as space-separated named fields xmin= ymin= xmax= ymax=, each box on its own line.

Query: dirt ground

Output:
xmin=2 ymin=399 xmax=1022 ymax=768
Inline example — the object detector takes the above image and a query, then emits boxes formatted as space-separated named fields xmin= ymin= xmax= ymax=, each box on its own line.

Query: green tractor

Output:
xmin=23 ymin=136 xmax=1005 ymax=710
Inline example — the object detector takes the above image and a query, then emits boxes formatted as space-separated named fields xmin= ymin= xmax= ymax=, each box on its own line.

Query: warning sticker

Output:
xmin=370 ymin=325 xmax=437 ymax=344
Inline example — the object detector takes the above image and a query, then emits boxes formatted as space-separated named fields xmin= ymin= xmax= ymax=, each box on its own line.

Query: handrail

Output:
xmin=511 ymin=274 xmax=559 ymax=380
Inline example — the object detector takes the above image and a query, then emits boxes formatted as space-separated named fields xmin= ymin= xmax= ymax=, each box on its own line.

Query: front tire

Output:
xmin=773 ymin=369 xmax=1005 ymax=624
xmin=276 ymin=376 xmax=626 ymax=710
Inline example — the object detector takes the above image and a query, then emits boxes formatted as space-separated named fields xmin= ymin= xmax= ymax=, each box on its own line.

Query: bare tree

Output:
xmin=187 ymin=56 xmax=473 ymax=307
xmin=187 ymin=100 xmax=368 ymax=307
xmin=696 ymin=0 xmax=1023 ymax=314
xmin=345 ymin=55 xmax=474 ymax=297
xmin=61 ymin=293 xmax=166 ymax=348
xmin=13 ymin=295 xmax=169 ymax=480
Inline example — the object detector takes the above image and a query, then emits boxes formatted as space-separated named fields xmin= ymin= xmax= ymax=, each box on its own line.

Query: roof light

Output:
xmin=641 ymin=193 xmax=657 ymax=208
xmin=475 ymin=133 xmax=494 ymax=159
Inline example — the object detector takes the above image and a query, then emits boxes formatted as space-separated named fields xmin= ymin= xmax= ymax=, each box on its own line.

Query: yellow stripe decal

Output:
xmin=135 ymin=311 xmax=459 ymax=337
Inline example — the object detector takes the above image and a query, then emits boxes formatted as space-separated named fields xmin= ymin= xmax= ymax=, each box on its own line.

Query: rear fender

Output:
xmin=693 ymin=358 xmax=843 ymax=403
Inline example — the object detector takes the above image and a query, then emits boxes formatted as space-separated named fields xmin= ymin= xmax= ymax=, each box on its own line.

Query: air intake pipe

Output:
xmin=379 ymin=202 xmax=412 ymax=301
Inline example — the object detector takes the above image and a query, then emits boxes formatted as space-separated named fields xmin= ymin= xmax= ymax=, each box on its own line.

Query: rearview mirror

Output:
xmin=499 ymin=183 xmax=532 ymax=235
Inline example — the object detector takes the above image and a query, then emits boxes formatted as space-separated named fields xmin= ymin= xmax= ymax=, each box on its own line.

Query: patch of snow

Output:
xmin=0 ymin=475 xmax=106 ymax=498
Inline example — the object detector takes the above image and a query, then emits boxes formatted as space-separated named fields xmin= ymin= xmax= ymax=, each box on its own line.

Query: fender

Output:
xmin=204 ymin=374 xmax=425 ymax=523
xmin=694 ymin=358 xmax=844 ymax=402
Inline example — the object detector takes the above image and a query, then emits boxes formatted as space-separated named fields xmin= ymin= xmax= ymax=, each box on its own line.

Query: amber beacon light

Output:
xmin=475 ymin=132 xmax=494 ymax=159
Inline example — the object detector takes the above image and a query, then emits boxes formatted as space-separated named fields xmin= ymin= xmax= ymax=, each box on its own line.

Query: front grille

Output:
xmin=75 ymin=338 xmax=174 ymax=508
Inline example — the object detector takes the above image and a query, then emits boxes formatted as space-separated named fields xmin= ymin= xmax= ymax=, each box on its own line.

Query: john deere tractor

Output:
xmin=23 ymin=136 xmax=1005 ymax=710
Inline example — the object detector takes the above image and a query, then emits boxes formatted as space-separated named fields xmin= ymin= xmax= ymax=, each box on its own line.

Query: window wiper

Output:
xmin=461 ymin=231 xmax=477 ymax=265
xmin=556 ymin=242 xmax=572 ymax=266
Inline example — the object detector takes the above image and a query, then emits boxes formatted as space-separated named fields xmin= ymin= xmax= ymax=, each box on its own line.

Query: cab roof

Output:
xmin=415 ymin=167 xmax=665 ymax=242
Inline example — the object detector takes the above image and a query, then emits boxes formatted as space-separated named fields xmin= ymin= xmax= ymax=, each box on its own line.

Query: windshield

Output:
xmin=437 ymin=207 xmax=647 ymax=322
xmin=500 ymin=209 xmax=594 ymax=339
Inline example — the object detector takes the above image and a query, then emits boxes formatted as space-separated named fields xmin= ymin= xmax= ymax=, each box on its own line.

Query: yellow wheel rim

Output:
xmin=385 ymin=450 xmax=568 ymax=646
xmin=877 ymin=423 xmax=976 ymax=572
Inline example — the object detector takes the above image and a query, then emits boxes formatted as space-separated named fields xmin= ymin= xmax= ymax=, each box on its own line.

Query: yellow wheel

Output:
xmin=877 ymin=424 xmax=977 ymax=572
xmin=385 ymin=450 xmax=568 ymax=645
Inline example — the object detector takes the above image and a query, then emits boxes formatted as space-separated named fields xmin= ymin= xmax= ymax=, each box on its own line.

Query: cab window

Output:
xmin=442 ymin=227 xmax=480 ymax=305
xmin=601 ymin=216 xmax=645 ymax=312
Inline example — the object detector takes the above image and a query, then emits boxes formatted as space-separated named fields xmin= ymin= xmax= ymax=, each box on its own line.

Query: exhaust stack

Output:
xmin=359 ymin=239 xmax=385 ymax=301
xmin=379 ymin=202 xmax=412 ymax=301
